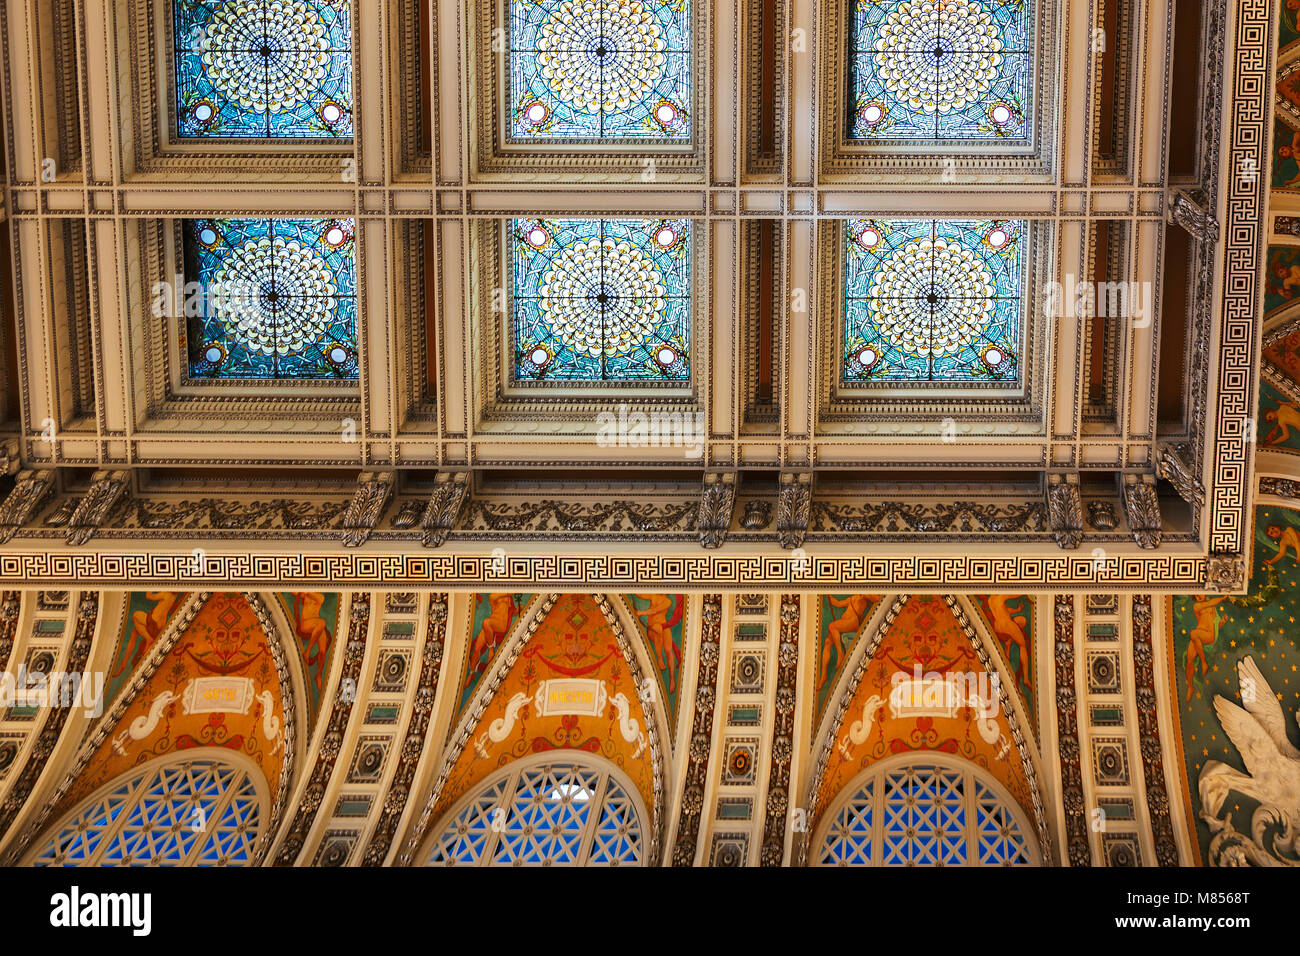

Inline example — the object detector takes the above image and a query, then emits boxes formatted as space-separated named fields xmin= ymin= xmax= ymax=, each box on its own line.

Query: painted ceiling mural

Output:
xmin=1168 ymin=505 xmax=1300 ymax=867
xmin=453 ymin=593 xmax=535 ymax=725
xmin=813 ymin=595 xmax=1037 ymax=833
xmin=52 ymin=593 xmax=289 ymax=828
xmin=970 ymin=595 xmax=1035 ymax=733
xmin=814 ymin=595 xmax=882 ymax=727
xmin=432 ymin=594 xmax=659 ymax=833
xmin=274 ymin=592 xmax=339 ymax=728
xmin=105 ymin=592 xmax=189 ymax=710
xmin=1259 ymin=378 xmax=1300 ymax=456
xmin=622 ymin=594 xmax=686 ymax=733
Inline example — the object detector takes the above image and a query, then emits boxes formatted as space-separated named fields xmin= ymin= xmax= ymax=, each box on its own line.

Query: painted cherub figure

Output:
xmin=1184 ymin=595 xmax=1228 ymax=701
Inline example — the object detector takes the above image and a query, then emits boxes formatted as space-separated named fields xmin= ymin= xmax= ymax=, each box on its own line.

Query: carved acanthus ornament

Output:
xmin=340 ymin=472 xmax=395 ymax=547
xmin=1167 ymin=189 xmax=1220 ymax=243
xmin=0 ymin=470 xmax=54 ymax=543
xmin=1205 ymin=553 xmax=1246 ymax=593
xmin=671 ymin=594 xmax=722 ymax=866
xmin=1157 ymin=442 xmax=1205 ymax=509
xmin=1054 ymin=595 xmax=1090 ymax=866
xmin=698 ymin=473 xmax=736 ymax=549
xmin=65 ymin=470 xmax=130 ymax=545
xmin=420 ymin=472 xmax=469 ymax=547
xmin=1087 ymin=500 xmax=1117 ymax=531
xmin=0 ymin=438 xmax=20 ymax=477
xmin=1122 ymin=474 xmax=1162 ymax=550
xmin=776 ymin=473 xmax=811 ymax=550
xmin=1046 ymin=473 xmax=1083 ymax=550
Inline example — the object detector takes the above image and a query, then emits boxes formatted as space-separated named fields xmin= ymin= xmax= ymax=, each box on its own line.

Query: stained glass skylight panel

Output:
xmin=843 ymin=218 xmax=1025 ymax=386
xmin=509 ymin=0 xmax=692 ymax=140
xmin=174 ymin=0 xmax=353 ymax=138
xmin=849 ymin=0 xmax=1033 ymax=142
xmin=511 ymin=218 xmax=692 ymax=383
xmin=184 ymin=218 xmax=358 ymax=380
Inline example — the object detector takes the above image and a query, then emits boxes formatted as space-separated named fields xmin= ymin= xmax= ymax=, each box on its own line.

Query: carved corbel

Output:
xmin=1167 ymin=190 xmax=1219 ymax=243
xmin=0 ymin=439 xmax=20 ymax=477
xmin=776 ymin=473 xmax=811 ymax=550
xmin=1046 ymin=473 xmax=1083 ymax=550
xmin=421 ymin=472 xmax=469 ymax=547
xmin=65 ymin=470 xmax=130 ymax=545
xmin=339 ymin=471 xmax=396 ymax=547
xmin=1205 ymin=553 xmax=1246 ymax=593
xmin=1122 ymin=473 xmax=1162 ymax=550
xmin=0 ymin=470 xmax=55 ymax=544
xmin=1157 ymin=442 xmax=1205 ymax=509
xmin=698 ymin=473 xmax=736 ymax=549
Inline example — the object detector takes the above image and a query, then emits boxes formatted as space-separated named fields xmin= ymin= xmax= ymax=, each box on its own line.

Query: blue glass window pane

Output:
xmin=843 ymin=218 xmax=1025 ymax=386
xmin=184 ymin=218 xmax=358 ymax=380
xmin=509 ymin=0 xmax=692 ymax=141
xmin=174 ymin=0 xmax=353 ymax=139
xmin=849 ymin=0 xmax=1033 ymax=143
xmin=511 ymin=218 xmax=692 ymax=382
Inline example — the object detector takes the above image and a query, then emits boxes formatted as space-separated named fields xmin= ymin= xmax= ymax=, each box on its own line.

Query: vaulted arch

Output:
xmin=801 ymin=594 xmax=1051 ymax=865
xmin=400 ymin=594 xmax=667 ymax=865
xmin=9 ymin=592 xmax=307 ymax=866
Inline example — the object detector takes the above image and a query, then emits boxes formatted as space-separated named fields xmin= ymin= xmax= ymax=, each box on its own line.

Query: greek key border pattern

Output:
xmin=0 ymin=552 xmax=1211 ymax=591
xmin=1210 ymin=0 xmax=1269 ymax=554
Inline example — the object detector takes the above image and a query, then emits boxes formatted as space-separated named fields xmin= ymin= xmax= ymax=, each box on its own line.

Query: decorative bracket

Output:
xmin=0 ymin=439 xmax=20 ymax=477
xmin=1156 ymin=442 xmax=1205 ymax=509
xmin=1046 ymin=473 xmax=1083 ymax=550
xmin=698 ymin=473 xmax=736 ymax=549
xmin=339 ymin=471 xmax=396 ymax=547
xmin=1122 ymin=473 xmax=1162 ymax=550
xmin=1167 ymin=189 xmax=1220 ymax=243
xmin=1205 ymin=553 xmax=1246 ymax=593
xmin=0 ymin=470 xmax=55 ymax=544
xmin=421 ymin=472 xmax=470 ymax=547
xmin=776 ymin=473 xmax=811 ymax=550
xmin=66 ymin=470 xmax=130 ymax=546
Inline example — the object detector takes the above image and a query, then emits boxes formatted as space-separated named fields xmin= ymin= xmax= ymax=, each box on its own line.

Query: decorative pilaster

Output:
xmin=671 ymin=594 xmax=722 ymax=866
xmin=361 ymin=594 xmax=447 ymax=865
xmin=759 ymin=595 xmax=799 ymax=866
xmin=273 ymin=594 xmax=371 ymax=866
xmin=1130 ymin=596 xmax=1179 ymax=866
xmin=0 ymin=593 xmax=98 ymax=845
xmin=1054 ymin=595 xmax=1090 ymax=866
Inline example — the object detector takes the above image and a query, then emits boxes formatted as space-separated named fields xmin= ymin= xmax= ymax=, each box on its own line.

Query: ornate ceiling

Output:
xmin=0 ymin=0 xmax=1273 ymax=592
xmin=0 ymin=0 xmax=1295 ymax=873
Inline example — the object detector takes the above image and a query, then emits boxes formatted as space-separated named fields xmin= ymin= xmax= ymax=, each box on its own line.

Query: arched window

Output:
xmin=28 ymin=751 xmax=269 ymax=867
xmin=423 ymin=757 xmax=647 ymax=866
xmin=815 ymin=756 xmax=1039 ymax=866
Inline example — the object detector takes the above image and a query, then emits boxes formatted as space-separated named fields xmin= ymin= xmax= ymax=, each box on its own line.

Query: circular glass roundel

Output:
xmin=538 ymin=239 xmax=667 ymax=359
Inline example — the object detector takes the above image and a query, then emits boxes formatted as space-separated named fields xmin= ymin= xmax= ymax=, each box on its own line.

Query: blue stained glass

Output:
xmin=509 ymin=0 xmax=692 ymax=140
xmin=511 ymin=218 xmax=692 ymax=382
xmin=184 ymin=218 xmax=358 ymax=380
xmin=842 ymin=218 xmax=1025 ymax=385
xmin=174 ymin=0 xmax=353 ymax=139
xmin=849 ymin=0 xmax=1033 ymax=142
